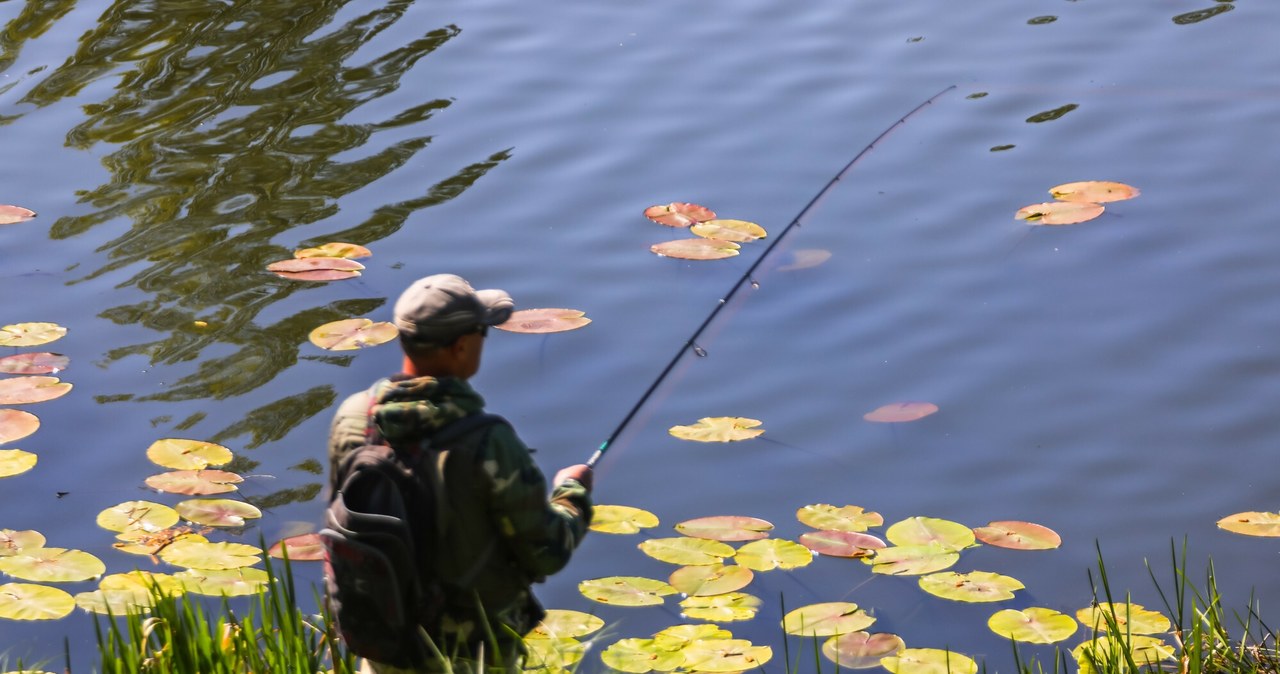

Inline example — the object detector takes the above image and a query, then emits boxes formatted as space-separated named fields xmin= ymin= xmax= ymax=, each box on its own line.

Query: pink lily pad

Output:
xmin=0 ymin=353 xmax=69 ymax=375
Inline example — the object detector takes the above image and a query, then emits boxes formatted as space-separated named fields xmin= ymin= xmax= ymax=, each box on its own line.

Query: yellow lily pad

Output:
xmin=668 ymin=417 xmax=764 ymax=443
xmin=675 ymin=515 xmax=773 ymax=542
xmin=1076 ymin=603 xmax=1171 ymax=635
xmin=0 ymin=582 xmax=73 ymax=620
xmin=522 ymin=636 xmax=585 ymax=671
xmin=600 ymin=637 xmax=685 ymax=673
xmin=0 ymin=547 xmax=105 ymax=582
xmin=96 ymin=501 xmax=180 ymax=534
xmin=158 ymin=540 xmax=261 ymax=570
xmin=870 ymin=544 xmax=959 ymax=576
xmin=1073 ymin=635 xmax=1173 ymax=674
xmin=293 ymin=242 xmax=371 ymax=259
xmin=146 ymin=438 xmax=233 ymax=470
xmin=589 ymin=505 xmax=660 ymax=534
xmin=1049 ymin=181 xmax=1140 ymax=203
xmin=528 ymin=609 xmax=605 ymax=639
xmin=735 ymin=538 xmax=813 ymax=571
xmin=1014 ymin=201 xmax=1105 ymax=225
xmin=1217 ymin=511 xmax=1280 ymax=537
xmin=823 ymin=632 xmax=905 ymax=670
xmin=782 ymin=602 xmax=875 ymax=637
xmin=0 ymin=449 xmax=36 ymax=478
xmin=881 ymin=648 xmax=978 ymax=674
xmin=680 ymin=592 xmax=761 ymax=622
xmin=641 ymin=537 xmax=735 ymax=566
xmin=175 ymin=567 xmax=269 ymax=597
xmin=690 ymin=219 xmax=767 ymax=243
xmin=681 ymin=639 xmax=771 ymax=672
xmin=0 ymin=323 xmax=66 ymax=347
xmin=885 ymin=517 xmax=975 ymax=551
xmin=654 ymin=624 xmax=734 ymax=648
xmin=308 ymin=319 xmax=398 ymax=350
xmin=0 ymin=529 xmax=45 ymax=556
xmin=918 ymin=571 xmax=1024 ymax=603
xmin=493 ymin=308 xmax=591 ymax=334
xmin=578 ymin=576 xmax=677 ymax=607
xmin=668 ymin=563 xmax=753 ymax=597
xmin=797 ymin=504 xmax=884 ymax=532
xmin=988 ymin=607 xmax=1078 ymax=644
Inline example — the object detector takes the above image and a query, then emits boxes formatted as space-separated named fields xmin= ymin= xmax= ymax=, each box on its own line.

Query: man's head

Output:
xmin=393 ymin=274 xmax=514 ymax=378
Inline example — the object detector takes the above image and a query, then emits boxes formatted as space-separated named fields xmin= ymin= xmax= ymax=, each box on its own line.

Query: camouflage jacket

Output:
xmin=327 ymin=375 xmax=592 ymax=667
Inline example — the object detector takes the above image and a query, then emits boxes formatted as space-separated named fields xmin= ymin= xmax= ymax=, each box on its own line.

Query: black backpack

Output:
xmin=322 ymin=408 xmax=502 ymax=668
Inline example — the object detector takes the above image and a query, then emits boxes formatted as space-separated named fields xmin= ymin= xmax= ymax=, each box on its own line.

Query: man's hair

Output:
xmin=399 ymin=334 xmax=450 ymax=358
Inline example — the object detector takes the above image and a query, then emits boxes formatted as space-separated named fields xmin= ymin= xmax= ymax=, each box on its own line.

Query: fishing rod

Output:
xmin=586 ymin=84 xmax=957 ymax=469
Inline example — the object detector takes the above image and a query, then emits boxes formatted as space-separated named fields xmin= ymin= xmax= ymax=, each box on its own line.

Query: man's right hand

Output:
xmin=554 ymin=464 xmax=593 ymax=491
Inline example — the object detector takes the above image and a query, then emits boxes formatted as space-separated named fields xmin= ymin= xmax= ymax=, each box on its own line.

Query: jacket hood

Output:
xmin=369 ymin=376 xmax=486 ymax=445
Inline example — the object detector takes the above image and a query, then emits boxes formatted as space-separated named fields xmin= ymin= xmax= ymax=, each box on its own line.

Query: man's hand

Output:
xmin=554 ymin=464 xmax=593 ymax=491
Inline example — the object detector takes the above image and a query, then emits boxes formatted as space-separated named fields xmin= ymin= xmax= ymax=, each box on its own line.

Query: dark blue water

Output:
xmin=2 ymin=1 xmax=1278 ymax=671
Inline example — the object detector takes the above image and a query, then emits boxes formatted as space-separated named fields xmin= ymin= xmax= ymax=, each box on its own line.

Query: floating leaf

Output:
xmin=668 ymin=417 xmax=764 ymax=443
xmin=96 ymin=501 xmax=180 ymax=534
xmin=293 ymin=242 xmax=371 ymax=259
xmin=644 ymin=203 xmax=715 ymax=227
xmin=266 ymin=257 xmax=363 ymax=281
xmin=641 ymin=538 xmax=735 ymax=566
xmin=0 ymin=376 xmax=72 ymax=404
xmin=0 ymin=205 xmax=37 ymax=225
xmin=735 ymin=538 xmax=813 ymax=571
xmin=973 ymin=521 xmax=1061 ymax=550
xmin=653 ymin=624 xmax=734 ymax=648
xmin=0 ymin=409 xmax=39 ymax=444
xmin=988 ymin=607 xmax=1078 ymax=644
xmin=600 ymin=637 xmax=684 ymax=673
xmin=1217 ymin=512 xmax=1280 ymax=537
xmin=690 ymin=219 xmax=767 ymax=243
xmin=100 ymin=570 xmax=186 ymax=596
xmin=268 ymin=533 xmax=325 ymax=561
xmin=1076 ymin=603 xmax=1171 ymax=635
xmin=1014 ymin=201 xmax=1104 ymax=225
xmin=493 ymin=308 xmax=591 ymax=334
xmin=798 ymin=504 xmax=884 ymax=533
xmin=800 ymin=530 xmax=886 ymax=558
xmin=1073 ymin=636 xmax=1173 ymax=674
xmin=864 ymin=402 xmax=938 ymax=423
xmin=650 ymin=238 xmax=740 ymax=261
xmin=1049 ymin=181 xmax=1140 ymax=203
xmin=176 ymin=499 xmax=262 ymax=527
xmin=782 ymin=602 xmax=876 ymax=637
xmin=881 ymin=648 xmax=978 ymax=674
xmin=823 ymin=632 xmax=906 ymax=670
xmin=0 ymin=323 xmax=66 ymax=347
xmin=0 ymin=450 xmax=36 ymax=478
xmin=145 ymin=469 xmax=242 ymax=496
xmin=919 ymin=571 xmax=1024 ymax=603
xmin=0 ymin=583 xmax=73 ymax=620
xmin=668 ymin=563 xmax=754 ymax=597
xmin=113 ymin=528 xmax=207 ymax=557
xmin=158 ymin=540 xmax=261 ymax=570
xmin=0 ymin=530 xmax=45 ymax=556
xmin=680 ymin=592 xmax=761 ymax=622
xmin=175 ymin=567 xmax=269 ymax=596
xmin=776 ymin=249 xmax=832 ymax=272
xmin=146 ymin=438 xmax=233 ymax=470
xmin=528 ymin=609 xmax=605 ymax=640
xmin=870 ymin=544 xmax=959 ymax=576
xmin=886 ymin=517 xmax=975 ymax=551
xmin=0 ymin=548 xmax=105 ymax=582
xmin=523 ymin=636 xmax=585 ymax=671
xmin=675 ymin=515 xmax=773 ymax=542
xmin=590 ymin=505 xmax=659 ymax=534
xmin=681 ymin=638 xmax=771 ymax=672
xmin=578 ymin=576 xmax=677 ymax=607
xmin=0 ymin=353 xmax=69 ymax=375
xmin=74 ymin=587 xmax=153 ymax=615
xmin=308 ymin=319 xmax=398 ymax=350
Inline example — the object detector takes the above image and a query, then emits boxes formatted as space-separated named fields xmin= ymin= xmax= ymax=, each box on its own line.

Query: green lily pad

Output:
xmin=522 ymin=636 xmax=585 ymax=671
xmin=676 ymin=515 xmax=773 ymax=541
xmin=973 ymin=521 xmax=1061 ymax=550
xmin=578 ymin=576 xmax=677 ymax=607
xmin=1076 ymin=603 xmax=1171 ymax=635
xmin=145 ymin=469 xmax=242 ymax=495
xmin=0 ymin=409 xmax=40 ymax=444
xmin=1049 ymin=181 xmax=1139 ymax=203
xmin=669 ymin=563 xmax=754 ymax=597
xmin=823 ymin=632 xmax=906 ymax=669
xmin=919 ymin=571 xmax=1024 ymax=602
xmin=0 ymin=376 xmax=72 ymax=405
xmin=680 ymin=592 xmax=761 ymax=622
xmin=1217 ymin=512 xmax=1280 ymax=537
xmin=799 ymin=530 xmax=886 ymax=558
xmin=797 ymin=504 xmax=884 ymax=532
xmin=175 ymin=499 xmax=262 ymax=527
xmin=641 ymin=537 xmax=735 ymax=566
xmin=681 ymin=638 xmax=771 ymax=672
xmin=590 ymin=505 xmax=659 ymax=534
xmin=0 ymin=529 xmax=45 ymax=556
xmin=0 ymin=547 xmax=105 ymax=582
xmin=146 ymin=438 xmax=234 ymax=470
xmin=600 ymin=637 xmax=684 ymax=673
xmin=690 ymin=219 xmax=767 ymax=243
xmin=0 ymin=583 xmax=73 ymax=620
xmin=0 ymin=323 xmax=66 ymax=347
xmin=266 ymin=257 xmax=364 ymax=281
xmin=885 ymin=517 xmax=975 ymax=551
xmin=294 ymin=242 xmax=372 ymax=259
xmin=158 ymin=540 xmax=261 ymax=570
xmin=864 ymin=402 xmax=939 ymax=423
xmin=493 ymin=308 xmax=591 ymax=334
xmin=308 ymin=319 xmax=398 ymax=351
xmin=668 ymin=417 xmax=763 ymax=442
xmin=782 ymin=602 xmax=875 ymax=637
xmin=1014 ymin=201 xmax=1105 ymax=225
xmin=0 ymin=205 xmax=37 ymax=225
xmin=870 ymin=544 xmax=959 ymax=576
xmin=1073 ymin=635 xmax=1173 ymax=674
xmin=735 ymin=538 xmax=813 ymax=571
xmin=881 ymin=648 xmax=978 ymax=674
xmin=268 ymin=533 xmax=325 ymax=561
xmin=175 ymin=567 xmax=269 ymax=597
xmin=644 ymin=202 xmax=716 ymax=228
xmin=97 ymin=501 xmax=180 ymax=534
xmin=988 ymin=607 xmax=1078 ymax=644
xmin=0 ymin=353 xmax=69 ymax=375
xmin=528 ymin=609 xmax=605 ymax=639
xmin=651 ymin=238 xmax=741 ymax=261
xmin=0 ymin=449 xmax=36 ymax=478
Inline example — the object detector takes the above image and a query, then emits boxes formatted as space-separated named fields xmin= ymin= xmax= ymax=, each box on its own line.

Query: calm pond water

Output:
xmin=2 ymin=1 xmax=1278 ymax=671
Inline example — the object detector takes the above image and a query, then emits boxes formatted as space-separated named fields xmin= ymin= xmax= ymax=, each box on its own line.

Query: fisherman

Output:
xmin=327 ymin=273 xmax=594 ymax=673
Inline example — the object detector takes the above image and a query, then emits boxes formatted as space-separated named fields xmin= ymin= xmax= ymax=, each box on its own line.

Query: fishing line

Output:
xmin=587 ymin=85 xmax=957 ymax=468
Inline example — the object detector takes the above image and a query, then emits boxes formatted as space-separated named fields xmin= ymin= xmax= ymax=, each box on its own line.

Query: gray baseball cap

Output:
xmin=392 ymin=274 xmax=514 ymax=344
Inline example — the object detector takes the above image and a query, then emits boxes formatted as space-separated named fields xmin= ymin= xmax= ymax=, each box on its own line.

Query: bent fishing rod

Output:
xmin=586 ymin=84 xmax=957 ymax=469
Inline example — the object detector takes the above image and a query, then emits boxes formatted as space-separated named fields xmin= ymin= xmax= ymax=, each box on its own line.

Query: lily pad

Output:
xmin=800 ymin=530 xmax=886 ymax=558
xmin=0 ymin=323 xmax=66 ymax=348
xmin=268 ymin=533 xmax=325 ymax=561
xmin=96 ymin=501 xmax=180 ymax=534
xmin=73 ymin=587 xmax=154 ymax=615
xmin=0 ymin=353 xmax=69 ymax=375
xmin=0 ymin=409 xmax=40 ymax=444
xmin=823 ymin=632 xmax=906 ymax=670
xmin=0 ymin=583 xmax=73 ymax=620
xmin=0 ymin=205 xmax=37 ymax=225
xmin=308 ymin=318 xmax=398 ymax=350
xmin=680 ymin=592 xmax=761 ymax=622
xmin=493 ymin=308 xmax=591 ymax=334
xmin=158 ymin=539 xmax=261 ymax=570
xmin=175 ymin=567 xmax=269 ymax=597
xmin=919 ymin=571 xmax=1024 ymax=602
xmin=528 ymin=609 xmax=605 ymax=639
xmin=675 ymin=515 xmax=773 ymax=542
xmin=881 ymin=648 xmax=978 ymax=674
xmin=782 ymin=602 xmax=876 ymax=637
xmin=145 ymin=469 xmax=243 ymax=495
xmin=886 ymin=517 xmax=975 ymax=551
xmin=112 ymin=528 xmax=207 ymax=557
xmin=0 ymin=529 xmax=45 ymax=556
xmin=266 ymin=257 xmax=363 ymax=281
xmin=578 ymin=576 xmax=677 ymax=607
xmin=735 ymin=538 xmax=813 ymax=571
xmin=870 ymin=544 xmax=959 ymax=576
xmin=293 ymin=242 xmax=372 ymax=259
xmin=0 ymin=547 xmax=105 ymax=582
xmin=146 ymin=438 xmax=233 ymax=470
xmin=682 ymin=638 xmax=771 ymax=672
xmin=0 ymin=449 xmax=36 ymax=478
xmin=988 ymin=607 xmax=1078 ymax=644
xmin=100 ymin=570 xmax=186 ymax=596
xmin=1014 ymin=201 xmax=1105 ymax=225
xmin=1217 ymin=512 xmax=1280 ymax=537
xmin=523 ymin=636 xmax=585 ymax=671
xmin=973 ymin=520 xmax=1061 ymax=550
xmin=798 ymin=504 xmax=884 ymax=532
xmin=654 ymin=624 xmax=734 ymax=649
xmin=1076 ymin=602 xmax=1171 ymax=635
xmin=1073 ymin=635 xmax=1173 ymax=673
xmin=651 ymin=238 xmax=740 ymax=261
xmin=0 ymin=376 xmax=72 ymax=404
xmin=644 ymin=202 xmax=716 ymax=227
xmin=600 ymin=637 xmax=684 ymax=673
xmin=640 ymin=537 xmax=735 ymax=566
xmin=175 ymin=499 xmax=262 ymax=527
xmin=590 ymin=505 xmax=660 ymax=534
xmin=864 ymin=402 xmax=938 ymax=423
xmin=669 ymin=563 xmax=753 ymax=597
xmin=1049 ymin=181 xmax=1140 ymax=203
xmin=690 ymin=219 xmax=767 ymax=243
xmin=668 ymin=417 xmax=764 ymax=443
